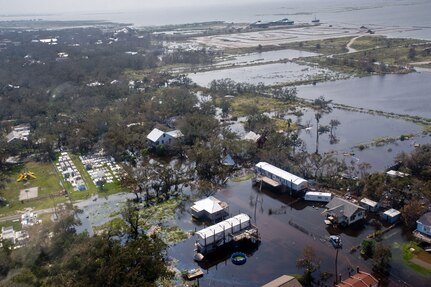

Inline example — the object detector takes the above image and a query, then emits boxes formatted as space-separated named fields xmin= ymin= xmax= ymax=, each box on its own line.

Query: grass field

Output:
xmin=0 ymin=162 xmax=67 ymax=216
xmin=228 ymin=95 xmax=294 ymax=117
xmin=0 ymin=155 xmax=126 ymax=216
xmin=402 ymin=242 xmax=431 ymax=275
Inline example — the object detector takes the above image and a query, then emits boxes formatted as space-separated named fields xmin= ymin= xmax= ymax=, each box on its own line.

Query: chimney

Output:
xmin=356 ymin=266 xmax=360 ymax=274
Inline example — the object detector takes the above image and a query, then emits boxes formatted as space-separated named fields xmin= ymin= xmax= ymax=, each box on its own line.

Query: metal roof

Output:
xmin=195 ymin=213 xmax=250 ymax=240
xmin=384 ymin=208 xmax=401 ymax=217
xmin=243 ymin=131 xmax=261 ymax=142
xmin=360 ymin=198 xmax=378 ymax=207
xmin=255 ymin=162 xmax=307 ymax=185
xmin=417 ymin=212 xmax=431 ymax=226
xmin=165 ymin=130 xmax=183 ymax=138
xmin=326 ymin=197 xmax=364 ymax=218
xmin=146 ymin=128 xmax=164 ymax=142
xmin=305 ymin=191 xmax=332 ymax=197
xmin=191 ymin=196 xmax=227 ymax=214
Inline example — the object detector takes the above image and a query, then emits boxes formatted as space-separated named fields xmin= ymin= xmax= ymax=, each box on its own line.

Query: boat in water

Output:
xmin=312 ymin=16 xmax=320 ymax=23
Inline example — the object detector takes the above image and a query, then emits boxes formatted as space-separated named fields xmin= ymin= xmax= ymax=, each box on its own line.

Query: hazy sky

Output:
xmin=0 ymin=0 xmax=264 ymax=14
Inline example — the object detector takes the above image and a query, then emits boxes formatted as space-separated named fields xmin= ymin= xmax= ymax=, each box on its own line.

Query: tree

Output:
xmin=314 ymin=96 xmax=332 ymax=112
xmin=187 ymin=140 xmax=228 ymax=185
xmin=314 ymin=112 xmax=322 ymax=154
xmin=329 ymin=119 xmax=340 ymax=144
xmin=373 ymin=243 xmax=392 ymax=275
xmin=361 ymin=239 xmax=375 ymax=258
xmin=408 ymin=47 xmax=416 ymax=60
xmin=401 ymin=199 xmax=427 ymax=229
xmin=296 ymin=246 xmax=320 ymax=286
xmin=121 ymin=165 xmax=150 ymax=203
xmin=122 ymin=201 xmax=141 ymax=240
xmin=220 ymin=99 xmax=231 ymax=117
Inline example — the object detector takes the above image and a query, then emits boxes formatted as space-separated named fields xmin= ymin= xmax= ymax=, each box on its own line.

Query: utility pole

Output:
xmin=335 ymin=246 xmax=339 ymax=284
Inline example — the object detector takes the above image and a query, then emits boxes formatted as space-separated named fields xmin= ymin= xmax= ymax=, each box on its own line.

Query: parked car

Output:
xmin=329 ymin=235 xmax=342 ymax=248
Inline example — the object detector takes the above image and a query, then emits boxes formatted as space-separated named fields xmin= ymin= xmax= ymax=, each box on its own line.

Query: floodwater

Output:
xmin=297 ymin=71 xmax=431 ymax=119
xmin=225 ymin=107 xmax=428 ymax=171
xmin=169 ymin=180 xmax=430 ymax=287
xmin=294 ymin=108 xmax=428 ymax=171
xmin=215 ymin=49 xmax=320 ymax=67
xmin=74 ymin=192 xmax=134 ymax=235
xmin=4 ymin=1 xmax=431 ymax=40
xmin=189 ymin=61 xmax=340 ymax=87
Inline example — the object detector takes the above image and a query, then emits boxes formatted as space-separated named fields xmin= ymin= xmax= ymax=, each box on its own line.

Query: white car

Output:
xmin=329 ymin=235 xmax=342 ymax=248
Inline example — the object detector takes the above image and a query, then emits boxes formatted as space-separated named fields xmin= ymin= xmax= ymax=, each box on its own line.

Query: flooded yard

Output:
xmin=169 ymin=180 xmax=430 ymax=287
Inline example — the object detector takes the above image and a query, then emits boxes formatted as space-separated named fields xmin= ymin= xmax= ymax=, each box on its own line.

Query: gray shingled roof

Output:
xmin=418 ymin=212 xmax=431 ymax=226
xmin=326 ymin=197 xmax=364 ymax=217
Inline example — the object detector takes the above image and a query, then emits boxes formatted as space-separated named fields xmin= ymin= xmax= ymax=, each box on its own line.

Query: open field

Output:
xmin=0 ymin=162 xmax=66 ymax=216
xmin=0 ymin=155 xmax=126 ymax=216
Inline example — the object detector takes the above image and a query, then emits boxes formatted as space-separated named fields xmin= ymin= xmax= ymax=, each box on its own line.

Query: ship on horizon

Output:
xmin=250 ymin=18 xmax=294 ymax=28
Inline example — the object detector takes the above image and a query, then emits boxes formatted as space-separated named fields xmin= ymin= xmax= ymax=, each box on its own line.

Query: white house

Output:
xmin=146 ymin=128 xmax=183 ymax=147
xmin=191 ymin=196 xmax=229 ymax=221
xmin=243 ymin=131 xmax=261 ymax=143
xmin=6 ymin=124 xmax=30 ymax=143
xmin=325 ymin=197 xmax=365 ymax=227
xmin=386 ymin=170 xmax=409 ymax=178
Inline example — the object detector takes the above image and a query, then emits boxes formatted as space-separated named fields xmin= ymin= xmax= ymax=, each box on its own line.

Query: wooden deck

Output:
xmin=413 ymin=230 xmax=431 ymax=244
xmin=186 ymin=268 xmax=204 ymax=280
xmin=255 ymin=175 xmax=281 ymax=187
xmin=232 ymin=227 xmax=260 ymax=242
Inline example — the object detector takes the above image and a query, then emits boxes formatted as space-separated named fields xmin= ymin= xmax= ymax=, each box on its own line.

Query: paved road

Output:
xmin=0 ymin=207 xmax=56 ymax=223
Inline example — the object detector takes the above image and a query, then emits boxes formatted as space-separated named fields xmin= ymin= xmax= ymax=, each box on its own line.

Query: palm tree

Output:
xmin=315 ymin=113 xmax=322 ymax=154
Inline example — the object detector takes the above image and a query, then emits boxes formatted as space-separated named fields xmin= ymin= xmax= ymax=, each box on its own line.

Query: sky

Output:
xmin=0 ymin=0 xmax=264 ymax=15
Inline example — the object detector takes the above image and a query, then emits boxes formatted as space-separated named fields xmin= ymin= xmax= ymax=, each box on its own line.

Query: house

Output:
xmin=1 ymin=226 xmax=15 ymax=243
xmin=6 ymin=124 xmax=30 ymax=143
xmin=386 ymin=170 xmax=409 ymax=178
xmin=413 ymin=212 xmax=431 ymax=243
xmin=255 ymin=162 xmax=308 ymax=192
xmin=325 ymin=197 xmax=365 ymax=227
xmin=191 ymin=196 xmax=229 ymax=222
xmin=243 ymin=131 xmax=261 ymax=142
xmin=336 ymin=270 xmax=378 ymax=287
xmin=146 ymin=128 xmax=183 ymax=147
xmin=359 ymin=198 xmax=379 ymax=212
xmin=262 ymin=275 xmax=303 ymax=287
xmin=382 ymin=208 xmax=401 ymax=223
xmin=222 ymin=154 xmax=235 ymax=167
xmin=243 ymin=131 xmax=266 ymax=147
